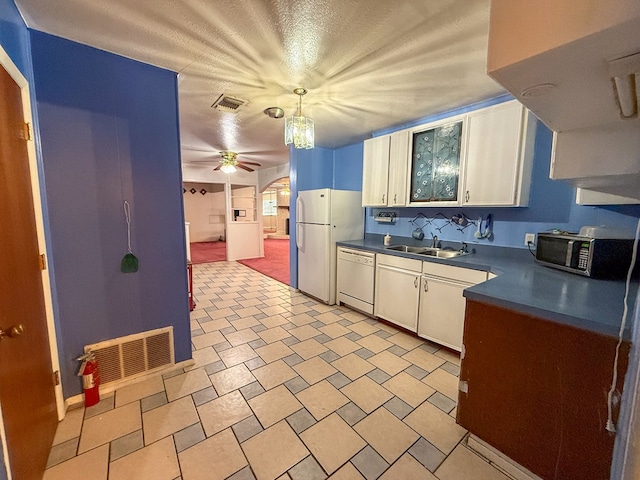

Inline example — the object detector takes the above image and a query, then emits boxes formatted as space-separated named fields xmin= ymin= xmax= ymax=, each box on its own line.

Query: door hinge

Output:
xmin=459 ymin=380 xmax=469 ymax=393
xmin=53 ymin=370 xmax=60 ymax=386
xmin=23 ymin=122 xmax=32 ymax=141
xmin=38 ymin=254 xmax=47 ymax=270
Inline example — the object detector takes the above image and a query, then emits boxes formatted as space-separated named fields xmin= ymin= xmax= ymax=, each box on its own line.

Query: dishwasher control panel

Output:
xmin=338 ymin=249 xmax=375 ymax=266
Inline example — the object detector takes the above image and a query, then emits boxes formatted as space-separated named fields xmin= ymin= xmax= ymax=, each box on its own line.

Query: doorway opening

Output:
xmin=183 ymin=182 xmax=227 ymax=263
xmin=237 ymin=177 xmax=290 ymax=285
xmin=262 ymin=177 xmax=290 ymax=239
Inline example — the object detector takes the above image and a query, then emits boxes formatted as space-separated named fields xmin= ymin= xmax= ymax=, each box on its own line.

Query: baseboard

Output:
xmin=64 ymin=358 xmax=196 ymax=412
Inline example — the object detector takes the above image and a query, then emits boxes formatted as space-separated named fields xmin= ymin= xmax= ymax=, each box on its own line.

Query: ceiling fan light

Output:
xmin=220 ymin=164 xmax=237 ymax=174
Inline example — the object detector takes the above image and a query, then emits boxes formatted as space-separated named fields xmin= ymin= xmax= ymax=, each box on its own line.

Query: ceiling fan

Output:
xmin=213 ymin=151 xmax=261 ymax=173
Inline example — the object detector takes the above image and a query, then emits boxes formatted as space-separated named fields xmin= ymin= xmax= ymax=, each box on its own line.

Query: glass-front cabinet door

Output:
xmin=410 ymin=121 xmax=462 ymax=203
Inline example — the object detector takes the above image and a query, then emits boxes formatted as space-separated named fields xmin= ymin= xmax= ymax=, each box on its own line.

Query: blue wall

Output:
xmin=365 ymin=99 xmax=640 ymax=247
xmin=333 ymin=143 xmax=364 ymax=191
xmin=30 ymin=31 xmax=191 ymax=397
xmin=294 ymin=146 xmax=334 ymax=192
xmin=0 ymin=0 xmax=32 ymax=80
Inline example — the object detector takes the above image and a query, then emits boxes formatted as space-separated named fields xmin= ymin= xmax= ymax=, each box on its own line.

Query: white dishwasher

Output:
xmin=337 ymin=247 xmax=375 ymax=315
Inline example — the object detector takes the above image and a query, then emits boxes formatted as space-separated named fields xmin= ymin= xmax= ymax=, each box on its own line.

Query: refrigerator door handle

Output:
xmin=296 ymin=195 xmax=303 ymax=222
xmin=295 ymin=195 xmax=302 ymax=249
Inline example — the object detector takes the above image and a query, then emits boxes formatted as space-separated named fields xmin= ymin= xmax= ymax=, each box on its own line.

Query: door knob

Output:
xmin=0 ymin=324 xmax=25 ymax=340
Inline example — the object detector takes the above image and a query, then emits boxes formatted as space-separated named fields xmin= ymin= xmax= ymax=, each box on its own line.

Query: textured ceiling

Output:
xmin=16 ymin=0 xmax=505 ymax=169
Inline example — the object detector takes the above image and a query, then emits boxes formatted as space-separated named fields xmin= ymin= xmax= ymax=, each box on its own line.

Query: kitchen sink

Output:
xmin=433 ymin=250 xmax=468 ymax=258
xmin=385 ymin=245 xmax=431 ymax=254
xmin=385 ymin=245 xmax=469 ymax=258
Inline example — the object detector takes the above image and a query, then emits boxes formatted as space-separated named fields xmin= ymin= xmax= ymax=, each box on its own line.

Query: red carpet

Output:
xmin=239 ymin=238 xmax=290 ymax=285
xmin=190 ymin=241 xmax=227 ymax=264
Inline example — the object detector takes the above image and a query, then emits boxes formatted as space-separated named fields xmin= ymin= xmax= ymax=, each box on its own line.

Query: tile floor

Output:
xmin=43 ymin=261 xmax=512 ymax=480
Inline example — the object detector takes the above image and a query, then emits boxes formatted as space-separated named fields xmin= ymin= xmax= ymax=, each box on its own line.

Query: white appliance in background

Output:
xmin=337 ymin=248 xmax=375 ymax=314
xmin=296 ymin=189 xmax=364 ymax=304
xmin=184 ymin=222 xmax=191 ymax=261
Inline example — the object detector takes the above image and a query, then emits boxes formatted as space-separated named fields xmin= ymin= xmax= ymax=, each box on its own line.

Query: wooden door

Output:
xmin=0 ymin=64 xmax=58 ymax=479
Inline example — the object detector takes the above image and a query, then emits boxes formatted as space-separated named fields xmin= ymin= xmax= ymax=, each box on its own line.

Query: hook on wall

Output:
xmin=474 ymin=213 xmax=493 ymax=239
xmin=451 ymin=213 xmax=478 ymax=233
xmin=410 ymin=213 xmax=429 ymax=239
xmin=410 ymin=212 xmax=428 ymax=227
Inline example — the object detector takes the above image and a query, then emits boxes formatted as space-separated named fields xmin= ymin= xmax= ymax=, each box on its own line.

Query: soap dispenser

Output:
xmin=384 ymin=233 xmax=391 ymax=246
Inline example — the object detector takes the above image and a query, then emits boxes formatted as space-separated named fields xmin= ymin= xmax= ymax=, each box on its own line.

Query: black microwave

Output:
xmin=535 ymin=232 xmax=636 ymax=278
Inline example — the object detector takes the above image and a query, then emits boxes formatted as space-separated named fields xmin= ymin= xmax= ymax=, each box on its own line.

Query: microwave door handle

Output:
xmin=565 ymin=240 xmax=574 ymax=266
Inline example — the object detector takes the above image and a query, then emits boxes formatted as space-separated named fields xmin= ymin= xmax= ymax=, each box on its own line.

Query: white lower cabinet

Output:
xmin=418 ymin=277 xmax=468 ymax=351
xmin=417 ymin=263 xmax=487 ymax=352
xmin=374 ymin=255 xmax=421 ymax=331
xmin=373 ymin=254 xmax=488 ymax=350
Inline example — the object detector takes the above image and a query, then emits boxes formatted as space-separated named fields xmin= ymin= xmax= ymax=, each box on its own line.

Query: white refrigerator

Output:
xmin=296 ymin=188 xmax=364 ymax=304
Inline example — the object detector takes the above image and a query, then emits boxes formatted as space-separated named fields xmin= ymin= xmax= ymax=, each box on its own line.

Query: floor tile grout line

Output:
xmin=50 ymin=261 xmax=470 ymax=479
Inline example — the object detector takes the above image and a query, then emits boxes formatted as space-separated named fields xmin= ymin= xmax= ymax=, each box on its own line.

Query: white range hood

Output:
xmin=486 ymin=0 xmax=640 ymax=199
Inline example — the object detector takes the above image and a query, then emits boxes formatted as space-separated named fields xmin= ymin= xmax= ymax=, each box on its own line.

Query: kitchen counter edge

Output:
xmin=337 ymin=238 xmax=637 ymax=338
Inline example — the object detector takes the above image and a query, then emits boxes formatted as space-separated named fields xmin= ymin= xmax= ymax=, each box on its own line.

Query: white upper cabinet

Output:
xmin=550 ymin=124 xmax=640 ymax=200
xmin=387 ymin=130 xmax=409 ymax=207
xmin=362 ymin=131 xmax=409 ymax=207
xmin=462 ymin=100 xmax=536 ymax=206
xmin=486 ymin=1 xmax=640 ymax=197
xmin=487 ymin=0 xmax=640 ymax=133
xmin=575 ymin=188 xmax=640 ymax=205
xmin=362 ymin=135 xmax=390 ymax=206
xmin=362 ymin=101 xmax=538 ymax=208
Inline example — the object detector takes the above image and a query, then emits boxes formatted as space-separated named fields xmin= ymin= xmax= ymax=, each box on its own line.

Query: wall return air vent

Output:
xmin=84 ymin=327 xmax=174 ymax=387
xmin=211 ymin=94 xmax=248 ymax=112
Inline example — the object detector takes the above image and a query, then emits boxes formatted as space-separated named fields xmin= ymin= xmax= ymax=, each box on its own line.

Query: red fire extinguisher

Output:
xmin=77 ymin=352 xmax=100 ymax=407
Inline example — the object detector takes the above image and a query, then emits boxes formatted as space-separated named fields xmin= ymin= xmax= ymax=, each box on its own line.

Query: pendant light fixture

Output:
xmin=284 ymin=88 xmax=314 ymax=149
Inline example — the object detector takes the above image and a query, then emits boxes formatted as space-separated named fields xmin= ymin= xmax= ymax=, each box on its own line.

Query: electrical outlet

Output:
xmin=524 ymin=233 xmax=536 ymax=246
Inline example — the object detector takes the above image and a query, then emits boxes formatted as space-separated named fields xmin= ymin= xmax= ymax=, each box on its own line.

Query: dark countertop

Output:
xmin=337 ymin=235 xmax=638 ymax=338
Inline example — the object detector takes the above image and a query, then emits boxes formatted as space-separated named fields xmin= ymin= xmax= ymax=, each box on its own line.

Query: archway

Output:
xmin=261 ymin=177 xmax=290 ymax=239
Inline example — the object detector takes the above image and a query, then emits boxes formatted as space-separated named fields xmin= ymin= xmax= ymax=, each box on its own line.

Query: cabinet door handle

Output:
xmin=423 ymin=278 xmax=428 ymax=292
xmin=393 ymin=193 xmax=397 ymax=204
xmin=414 ymin=276 xmax=418 ymax=288
xmin=381 ymin=193 xmax=385 ymax=204
xmin=465 ymin=190 xmax=470 ymax=203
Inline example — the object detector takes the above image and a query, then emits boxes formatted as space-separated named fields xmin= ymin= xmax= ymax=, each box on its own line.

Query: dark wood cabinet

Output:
xmin=457 ymin=300 xmax=629 ymax=480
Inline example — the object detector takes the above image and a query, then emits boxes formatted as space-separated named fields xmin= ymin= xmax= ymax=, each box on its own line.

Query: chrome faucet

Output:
xmin=431 ymin=234 xmax=438 ymax=248
xmin=460 ymin=241 xmax=469 ymax=253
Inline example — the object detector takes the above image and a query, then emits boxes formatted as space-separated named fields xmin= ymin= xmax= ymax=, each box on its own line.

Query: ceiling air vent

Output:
xmin=211 ymin=94 xmax=248 ymax=113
